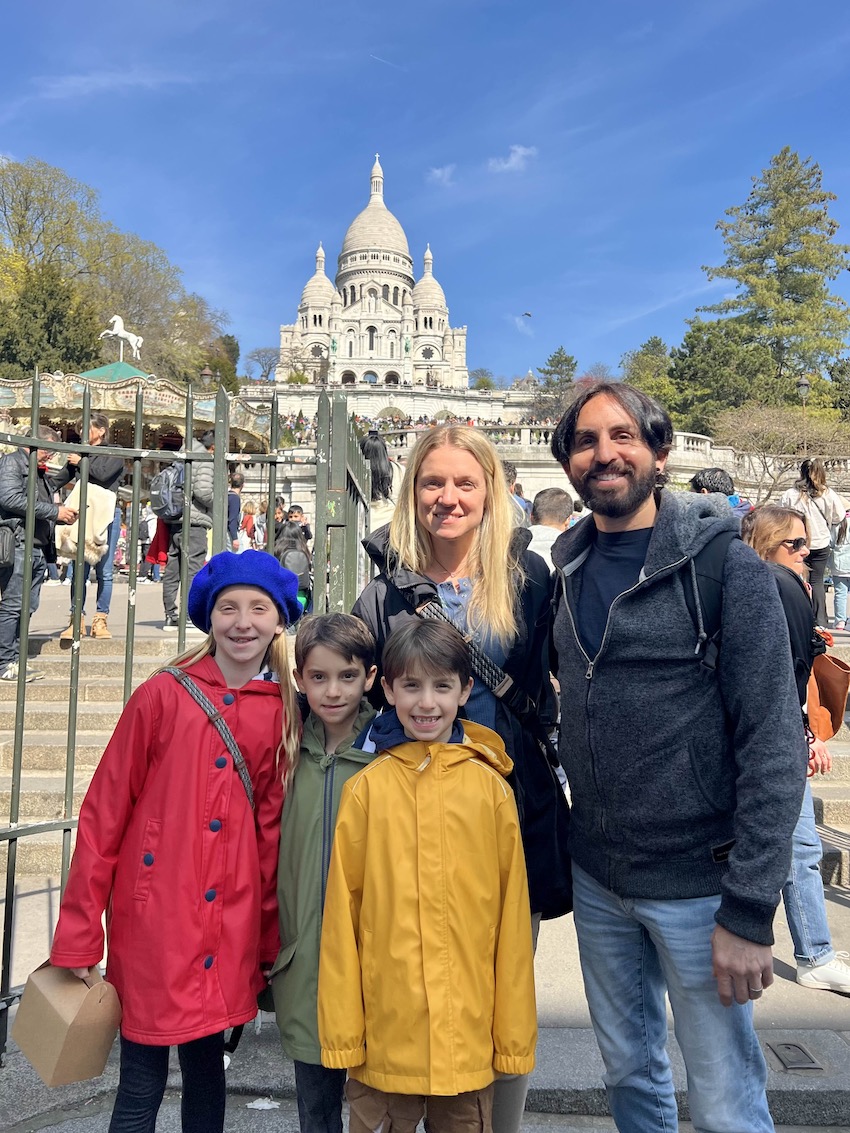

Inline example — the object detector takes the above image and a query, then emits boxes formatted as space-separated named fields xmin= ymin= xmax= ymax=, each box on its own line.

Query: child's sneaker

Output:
xmin=796 ymin=951 xmax=850 ymax=992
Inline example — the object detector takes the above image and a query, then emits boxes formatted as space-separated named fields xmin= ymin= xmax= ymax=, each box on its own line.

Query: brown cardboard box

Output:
xmin=12 ymin=961 xmax=121 ymax=1087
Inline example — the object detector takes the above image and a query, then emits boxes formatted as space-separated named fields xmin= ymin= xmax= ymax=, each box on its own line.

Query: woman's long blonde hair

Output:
xmin=740 ymin=504 xmax=810 ymax=563
xmin=156 ymin=629 xmax=300 ymax=790
xmin=388 ymin=426 xmax=522 ymax=645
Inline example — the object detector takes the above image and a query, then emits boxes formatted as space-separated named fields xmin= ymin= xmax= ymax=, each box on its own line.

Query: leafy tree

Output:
xmin=469 ymin=366 xmax=494 ymax=388
xmin=246 ymin=346 xmax=280 ymax=381
xmin=287 ymin=371 xmax=310 ymax=385
xmin=578 ymin=361 xmax=614 ymax=381
xmin=713 ymin=403 xmax=850 ymax=501
xmin=0 ymin=262 xmax=101 ymax=379
xmin=534 ymin=346 xmax=578 ymax=419
xmin=701 ymin=147 xmax=850 ymax=378
xmin=620 ymin=337 xmax=679 ymax=407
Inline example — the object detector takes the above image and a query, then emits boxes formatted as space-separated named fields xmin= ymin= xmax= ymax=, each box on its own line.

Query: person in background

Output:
xmin=513 ymin=482 xmax=533 ymax=521
xmin=780 ymin=458 xmax=847 ymax=627
xmin=59 ymin=413 xmax=125 ymax=640
xmin=255 ymin=500 xmax=269 ymax=550
xmin=741 ymin=504 xmax=850 ymax=994
xmin=162 ymin=430 xmax=215 ymax=632
xmin=288 ymin=505 xmax=313 ymax=543
xmin=275 ymin=520 xmax=312 ymax=614
xmin=689 ymin=467 xmax=753 ymax=518
xmin=528 ymin=487 xmax=572 ymax=571
xmin=567 ymin=499 xmax=585 ymax=528
xmin=829 ymin=512 xmax=850 ymax=631
xmin=239 ymin=500 xmax=257 ymax=552
xmin=501 ymin=460 xmax=530 ymax=528
xmin=360 ymin=430 xmax=402 ymax=533
xmin=0 ymin=426 xmax=77 ymax=682
xmin=137 ymin=501 xmax=153 ymax=581
xmin=228 ymin=472 xmax=245 ymax=551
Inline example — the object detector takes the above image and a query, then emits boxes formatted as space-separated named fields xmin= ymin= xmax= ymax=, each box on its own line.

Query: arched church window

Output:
xmin=367 ymin=326 xmax=377 ymax=351
xmin=393 ymin=287 xmax=399 ymax=305
xmin=389 ymin=341 xmax=395 ymax=358
xmin=382 ymin=285 xmax=389 ymax=301
xmin=348 ymin=340 xmax=353 ymax=358
xmin=414 ymin=319 xmax=418 ymax=331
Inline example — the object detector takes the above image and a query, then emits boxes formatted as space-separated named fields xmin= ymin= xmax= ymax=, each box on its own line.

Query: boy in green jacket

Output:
xmin=271 ymin=613 xmax=377 ymax=1133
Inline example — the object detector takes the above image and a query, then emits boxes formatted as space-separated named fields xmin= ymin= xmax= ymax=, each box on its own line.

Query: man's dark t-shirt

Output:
xmin=574 ymin=527 xmax=653 ymax=658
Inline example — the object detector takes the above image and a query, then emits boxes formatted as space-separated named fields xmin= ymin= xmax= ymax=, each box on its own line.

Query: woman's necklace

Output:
xmin=429 ymin=550 xmax=470 ymax=588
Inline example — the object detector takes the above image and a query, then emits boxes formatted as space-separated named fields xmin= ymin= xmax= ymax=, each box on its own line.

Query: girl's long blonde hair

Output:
xmin=388 ymin=426 xmax=522 ymax=645
xmin=156 ymin=630 xmax=300 ymax=790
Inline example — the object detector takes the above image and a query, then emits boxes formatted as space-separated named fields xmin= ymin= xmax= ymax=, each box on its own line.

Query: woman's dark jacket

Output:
xmin=53 ymin=451 xmax=125 ymax=494
xmin=352 ymin=525 xmax=571 ymax=919
xmin=768 ymin=563 xmax=825 ymax=710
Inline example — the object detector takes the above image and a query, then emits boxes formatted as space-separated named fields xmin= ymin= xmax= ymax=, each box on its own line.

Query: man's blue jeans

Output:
xmin=0 ymin=545 xmax=45 ymax=671
xmin=71 ymin=507 xmax=121 ymax=616
xmin=783 ymin=782 xmax=833 ymax=966
xmin=572 ymin=863 xmax=773 ymax=1133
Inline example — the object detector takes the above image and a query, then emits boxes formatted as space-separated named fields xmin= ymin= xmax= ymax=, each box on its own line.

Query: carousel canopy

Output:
xmin=78 ymin=361 xmax=152 ymax=382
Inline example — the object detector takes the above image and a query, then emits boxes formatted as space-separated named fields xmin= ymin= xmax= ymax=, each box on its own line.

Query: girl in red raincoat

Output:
xmin=51 ymin=551 xmax=302 ymax=1133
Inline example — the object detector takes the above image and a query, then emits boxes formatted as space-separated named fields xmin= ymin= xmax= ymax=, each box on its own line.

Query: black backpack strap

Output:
xmin=682 ymin=530 xmax=739 ymax=675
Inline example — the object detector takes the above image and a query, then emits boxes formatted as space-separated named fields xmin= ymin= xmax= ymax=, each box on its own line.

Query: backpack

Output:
xmin=149 ymin=461 xmax=185 ymax=522
xmin=282 ymin=548 xmax=311 ymax=593
xmin=682 ymin=530 xmax=739 ymax=675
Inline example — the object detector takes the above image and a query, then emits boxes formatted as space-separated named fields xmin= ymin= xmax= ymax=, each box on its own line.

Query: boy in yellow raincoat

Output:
xmin=318 ymin=619 xmax=536 ymax=1133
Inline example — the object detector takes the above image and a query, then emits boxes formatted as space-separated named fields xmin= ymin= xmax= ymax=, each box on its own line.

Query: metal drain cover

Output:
xmin=766 ymin=1041 xmax=824 ymax=1071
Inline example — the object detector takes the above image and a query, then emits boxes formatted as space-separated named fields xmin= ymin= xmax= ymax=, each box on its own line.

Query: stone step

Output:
xmin=0 ymin=730 xmax=112 ymax=771
xmin=0 ymin=702 xmax=121 ymax=731
xmin=818 ymin=822 xmax=850 ymax=886
xmin=0 ymin=677 xmax=144 ymax=703
xmin=2 ymin=830 xmax=76 ymax=875
xmin=26 ymin=634 xmax=197 ymax=658
xmin=811 ymin=784 xmax=850 ymax=825
xmin=0 ymin=772 xmax=90 ymax=818
xmin=17 ymin=657 xmax=164 ymax=680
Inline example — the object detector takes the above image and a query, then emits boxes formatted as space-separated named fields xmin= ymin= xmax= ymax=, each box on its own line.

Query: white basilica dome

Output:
xmin=340 ymin=155 xmax=410 ymax=260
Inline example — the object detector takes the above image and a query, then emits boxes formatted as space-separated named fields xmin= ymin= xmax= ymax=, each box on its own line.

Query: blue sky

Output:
xmin=2 ymin=0 xmax=850 ymax=382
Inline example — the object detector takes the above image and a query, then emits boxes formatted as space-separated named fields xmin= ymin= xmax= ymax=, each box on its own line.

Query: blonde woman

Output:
xmin=352 ymin=426 xmax=569 ymax=1133
xmin=780 ymin=458 xmax=847 ymax=626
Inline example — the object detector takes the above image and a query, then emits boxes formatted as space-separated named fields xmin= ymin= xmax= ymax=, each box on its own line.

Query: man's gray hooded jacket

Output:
xmin=551 ymin=490 xmax=806 ymax=945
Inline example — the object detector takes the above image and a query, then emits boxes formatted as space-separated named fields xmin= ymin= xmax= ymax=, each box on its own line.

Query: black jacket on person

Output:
xmin=352 ymin=524 xmax=571 ymax=919
xmin=0 ymin=450 xmax=64 ymax=551
xmin=52 ymin=450 xmax=125 ymax=494
xmin=769 ymin=562 xmax=826 ymax=709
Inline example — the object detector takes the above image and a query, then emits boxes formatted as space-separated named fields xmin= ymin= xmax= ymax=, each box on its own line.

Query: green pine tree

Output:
xmin=701 ymin=147 xmax=850 ymax=378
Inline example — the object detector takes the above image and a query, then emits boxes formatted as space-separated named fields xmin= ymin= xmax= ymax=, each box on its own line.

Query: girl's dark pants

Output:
xmin=108 ymin=1032 xmax=225 ymax=1133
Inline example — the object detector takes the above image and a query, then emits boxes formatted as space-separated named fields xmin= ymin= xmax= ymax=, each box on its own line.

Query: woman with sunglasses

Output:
xmin=741 ymin=505 xmax=850 ymax=993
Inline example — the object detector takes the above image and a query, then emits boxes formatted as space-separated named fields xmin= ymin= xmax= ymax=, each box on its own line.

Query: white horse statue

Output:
xmin=99 ymin=315 xmax=144 ymax=362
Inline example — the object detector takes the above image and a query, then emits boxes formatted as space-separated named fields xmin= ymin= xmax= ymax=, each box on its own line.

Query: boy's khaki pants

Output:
xmin=345 ymin=1078 xmax=494 ymax=1133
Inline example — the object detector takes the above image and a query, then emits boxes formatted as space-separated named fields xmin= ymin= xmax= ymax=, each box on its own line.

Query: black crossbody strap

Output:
xmin=162 ymin=667 xmax=254 ymax=810
xmin=409 ymin=598 xmax=559 ymax=767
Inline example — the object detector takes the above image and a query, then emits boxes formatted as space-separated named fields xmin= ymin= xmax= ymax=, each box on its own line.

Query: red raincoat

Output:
xmin=50 ymin=655 xmax=284 ymax=1045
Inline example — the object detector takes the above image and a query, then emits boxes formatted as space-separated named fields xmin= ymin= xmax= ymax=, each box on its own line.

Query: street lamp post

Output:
xmin=796 ymin=374 xmax=811 ymax=456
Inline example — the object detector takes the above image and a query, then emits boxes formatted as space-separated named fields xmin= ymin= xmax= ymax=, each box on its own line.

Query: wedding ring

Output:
xmin=748 ymin=986 xmax=763 ymax=996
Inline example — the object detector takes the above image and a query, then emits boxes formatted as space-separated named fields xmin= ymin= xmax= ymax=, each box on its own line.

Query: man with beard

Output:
xmin=549 ymin=383 xmax=805 ymax=1133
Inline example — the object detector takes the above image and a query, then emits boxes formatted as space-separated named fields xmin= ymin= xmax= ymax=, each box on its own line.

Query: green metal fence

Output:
xmin=0 ymin=376 xmax=368 ymax=1061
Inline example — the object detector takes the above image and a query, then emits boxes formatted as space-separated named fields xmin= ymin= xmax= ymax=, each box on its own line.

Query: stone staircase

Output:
xmin=0 ymin=635 xmax=176 ymax=874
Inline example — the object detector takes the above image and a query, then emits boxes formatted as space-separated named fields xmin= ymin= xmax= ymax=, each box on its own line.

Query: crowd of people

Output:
xmin=4 ymin=384 xmax=850 ymax=1133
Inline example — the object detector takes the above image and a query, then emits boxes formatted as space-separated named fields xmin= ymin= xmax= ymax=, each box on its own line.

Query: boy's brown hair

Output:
xmin=294 ymin=613 xmax=376 ymax=673
xmin=382 ymin=619 xmax=472 ymax=687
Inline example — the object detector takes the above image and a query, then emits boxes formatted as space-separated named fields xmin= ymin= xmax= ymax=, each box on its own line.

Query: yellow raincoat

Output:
xmin=318 ymin=719 xmax=536 ymax=1096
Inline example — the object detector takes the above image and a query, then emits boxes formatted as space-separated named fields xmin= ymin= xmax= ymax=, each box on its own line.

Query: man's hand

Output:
xmin=65 ymin=453 xmax=81 ymax=467
xmin=57 ymin=506 xmax=77 ymax=524
xmin=711 ymin=924 xmax=773 ymax=1006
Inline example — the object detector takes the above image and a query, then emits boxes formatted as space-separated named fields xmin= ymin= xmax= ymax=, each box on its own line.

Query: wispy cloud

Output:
xmin=0 ymin=67 xmax=199 ymax=125
xmin=427 ymin=164 xmax=456 ymax=187
xmin=369 ymin=54 xmax=407 ymax=72
xmin=488 ymin=145 xmax=538 ymax=174
xmin=508 ymin=314 xmax=535 ymax=338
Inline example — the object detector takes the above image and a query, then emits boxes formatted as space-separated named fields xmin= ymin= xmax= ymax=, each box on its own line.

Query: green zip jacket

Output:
xmin=271 ymin=699 xmax=376 ymax=1063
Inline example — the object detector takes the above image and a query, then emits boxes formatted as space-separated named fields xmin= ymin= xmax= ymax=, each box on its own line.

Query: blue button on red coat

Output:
xmin=223 ymin=693 xmax=235 ymax=705
xmin=143 ymin=853 xmax=154 ymax=866
xmin=205 ymin=889 xmax=216 ymax=902
xmin=204 ymin=956 xmax=214 ymax=969
xmin=215 ymin=756 xmax=227 ymax=768
xmin=210 ymin=819 xmax=222 ymax=832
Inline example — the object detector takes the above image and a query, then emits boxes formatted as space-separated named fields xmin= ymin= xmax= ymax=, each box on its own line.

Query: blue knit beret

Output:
xmin=187 ymin=550 xmax=302 ymax=632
